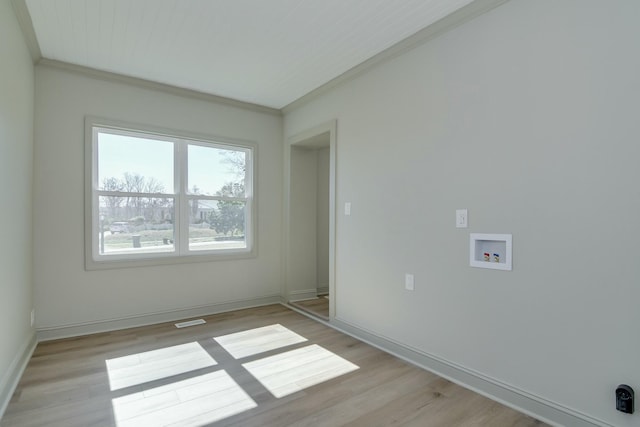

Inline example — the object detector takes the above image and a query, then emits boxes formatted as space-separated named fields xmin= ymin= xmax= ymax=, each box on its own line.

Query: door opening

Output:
xmin=285 ymin=121 xmax=336 ymax=320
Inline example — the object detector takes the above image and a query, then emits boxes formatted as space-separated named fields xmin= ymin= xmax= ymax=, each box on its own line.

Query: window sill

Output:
xmin=84 ymin=248 xmax=257 ymax=271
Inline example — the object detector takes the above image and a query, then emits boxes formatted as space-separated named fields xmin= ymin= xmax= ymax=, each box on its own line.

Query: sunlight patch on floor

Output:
xmin=112 ymin=370 xmax=257 ymax=427
xmin=106 ymin=342 xmax=217 ymax=391
xmin=107 ymin=326 xmax=359 ymax=425
xmin=242 ymin=344 xmax=359 ymax=398
xmin=214 ymin=323 xmax=307 ymax=359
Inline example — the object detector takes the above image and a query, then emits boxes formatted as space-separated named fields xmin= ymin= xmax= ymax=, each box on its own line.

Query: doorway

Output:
xmin=285 ymin=121 xmax=336 ymax=320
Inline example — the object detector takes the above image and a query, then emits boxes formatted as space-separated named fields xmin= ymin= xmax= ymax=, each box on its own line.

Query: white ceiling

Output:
xmin=24 ymin=0 xmax=476 ymax=109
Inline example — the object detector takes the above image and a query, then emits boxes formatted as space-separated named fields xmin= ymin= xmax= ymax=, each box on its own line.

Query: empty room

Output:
xmin=1 ymin=0 xmax=638 ymax=426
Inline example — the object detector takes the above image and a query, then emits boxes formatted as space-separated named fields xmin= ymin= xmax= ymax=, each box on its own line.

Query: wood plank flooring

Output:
xmin=290 ymin=296 xmax=330 ymax=320
xmin=1 ymin=304 xmax=547 ymax=427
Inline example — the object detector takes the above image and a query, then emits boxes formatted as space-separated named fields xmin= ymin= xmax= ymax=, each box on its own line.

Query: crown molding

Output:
xmin=13 ymin=0 xmax=508 ymax=116
xmin=282 ymin=0 xmax=510 ymax=114
xmin=10 ymin=0 xmax=42 ymax=62
xmin=37 ymin=59 xmax=282 ymax=116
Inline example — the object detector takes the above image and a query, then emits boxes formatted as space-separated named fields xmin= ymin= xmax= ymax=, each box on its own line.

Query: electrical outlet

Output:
xmin=30 ymin=309 xmax=35 ymax=327
xmin=344 ymin=202 xmax=351 ymax=216
xmin=405 ymin=274 xmax=415 ymax=291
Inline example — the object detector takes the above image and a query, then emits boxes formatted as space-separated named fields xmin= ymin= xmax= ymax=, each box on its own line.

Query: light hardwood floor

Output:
xmin=290 ymin=296 xmax=330 ymax=320
xmin=1 ymin=305 xmax=547 ymax=427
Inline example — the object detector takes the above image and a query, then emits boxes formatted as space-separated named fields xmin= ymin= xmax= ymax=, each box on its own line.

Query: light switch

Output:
xmin=344 ymin=202 xmax=351 ymax=216
xmin=405 ymin=273 xmax=415 ymax=291
xmin=456 ymin=209 xmax=468 ymax=228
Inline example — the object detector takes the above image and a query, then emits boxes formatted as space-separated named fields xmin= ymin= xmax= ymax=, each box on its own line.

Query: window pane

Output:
xmin=98 ymin=196 xmax=175 ymax=255
xmin=89 ymin=121 xmax=255 ymax=267
xmin=188 ymin=200 xmax=246 ymax=251
xmin=98 ymin=132 xmax=174 ymax=193
xmin=188 ymin=145 xmax=246 ymax=197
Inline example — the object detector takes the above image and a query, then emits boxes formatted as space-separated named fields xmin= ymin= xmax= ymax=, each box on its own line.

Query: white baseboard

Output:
xmin=326 ymin=316 xmax=609 ymax=427
xmin=288 ymin=288 xmax=319 ymax=302
xmin=0 ymin=332 xmax=37 ymax=420
xmin=317 ymin=285 xmax=329 ymax=295
xmin=36 ymin=294 xmax=282 ymax=341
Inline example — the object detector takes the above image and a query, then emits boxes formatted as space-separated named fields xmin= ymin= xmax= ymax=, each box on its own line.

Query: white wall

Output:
xmin=0 ymin=0 xmax=35 ymax=413
xmin=284 ymin=1 xmax=640 ymax=425
xmin=287 ymin=145 xmax=331 ymax=299
xmin=288 ymin=147 xmax=318 ymax=299
xmin=33 ymin=65 xmax=283 ymax=332
xmin=316 ymin=147 xmax=330 ymax=291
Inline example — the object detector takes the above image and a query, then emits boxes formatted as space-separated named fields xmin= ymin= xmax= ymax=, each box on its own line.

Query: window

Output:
xmin=85 ymin=118 xmax=255 ymax=269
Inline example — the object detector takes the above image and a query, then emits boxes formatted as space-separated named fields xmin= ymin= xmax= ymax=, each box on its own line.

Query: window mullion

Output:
xmin=194 ymin=196 xmax=248 ymax=203
xmin=177 ymin=140 xmax=189 ymax=254
xmin=96 ymin=190 xmax=172 ymax=198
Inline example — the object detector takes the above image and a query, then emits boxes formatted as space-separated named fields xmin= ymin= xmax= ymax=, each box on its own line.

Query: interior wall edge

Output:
xmin=36 ymin=294 xmax=281 ymax=342
xmin=9 ymin=0 xmax=41 ymax=62
xmin=330 ymin=317 xmax=608 ymax=427
xmin=0 ymin=332 xmax=37 ymax=421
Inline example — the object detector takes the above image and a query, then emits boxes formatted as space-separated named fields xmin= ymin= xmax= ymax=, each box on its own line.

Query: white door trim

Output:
xmin=284 ymin=120 xmax=337 ymax=319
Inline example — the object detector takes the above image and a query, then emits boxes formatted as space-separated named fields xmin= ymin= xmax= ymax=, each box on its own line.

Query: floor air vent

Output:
xmin=175 ymin=319 xmax=206 ymax=328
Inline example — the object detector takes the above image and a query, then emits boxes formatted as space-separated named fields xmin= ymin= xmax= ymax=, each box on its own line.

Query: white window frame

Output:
xmin=84 ymin=117 xmax=257 ymax=270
